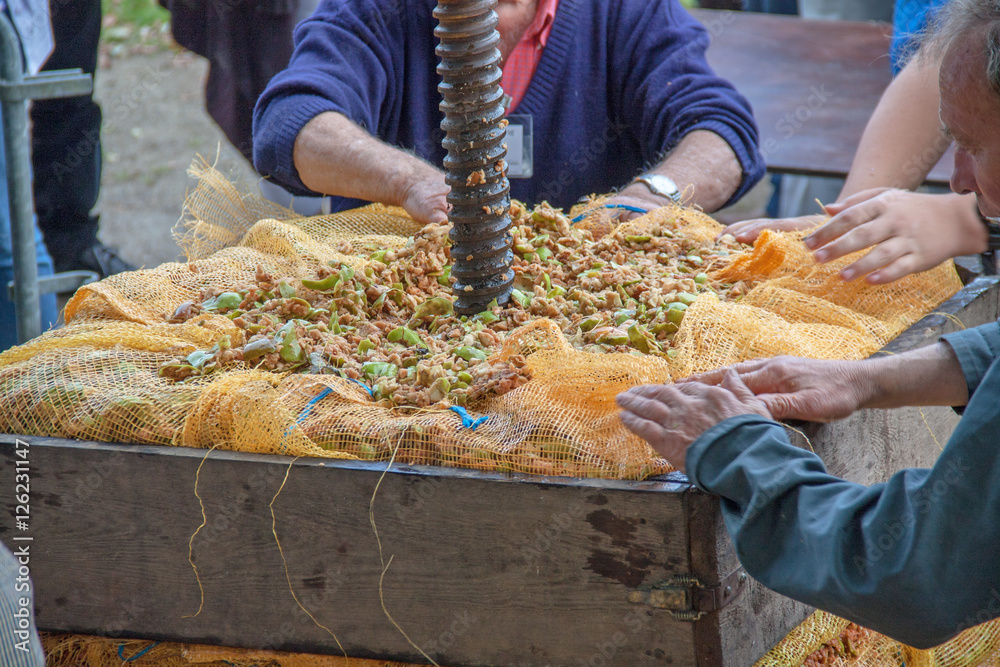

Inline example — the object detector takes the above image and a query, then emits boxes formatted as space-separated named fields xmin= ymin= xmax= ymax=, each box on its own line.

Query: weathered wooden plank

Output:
xmin=0 ymin=437 xmax=701 ymax=666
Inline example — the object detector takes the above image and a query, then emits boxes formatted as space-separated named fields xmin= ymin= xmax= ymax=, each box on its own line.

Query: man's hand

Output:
xmin=399 ymin=172 xmax=451 ymax=225
xmin=804 ymin=188 xmax=986 ymax=284
xmin=720 ymin=214 xmax=825 ymax=244
xmin=616 ymin=371 xmax=771 ymax=472
xmin=294 ymin=112 xmax=453 ymax=225
xmin=681 ymin=357 xmax=874 ymax=422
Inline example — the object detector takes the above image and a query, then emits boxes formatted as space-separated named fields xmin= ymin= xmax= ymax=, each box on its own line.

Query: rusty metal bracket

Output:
xmin=627 ymin=568 xmax=748 ymax=622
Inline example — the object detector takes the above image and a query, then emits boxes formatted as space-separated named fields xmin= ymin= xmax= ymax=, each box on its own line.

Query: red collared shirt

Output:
xmin=501 ymin=0 xmax=559 ymax=113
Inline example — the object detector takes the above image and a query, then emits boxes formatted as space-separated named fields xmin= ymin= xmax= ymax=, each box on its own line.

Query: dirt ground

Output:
xmin=92 ymin=49 xmax=256 ymax=270
xmin=91 ymin=49 xmax=768 ymax=273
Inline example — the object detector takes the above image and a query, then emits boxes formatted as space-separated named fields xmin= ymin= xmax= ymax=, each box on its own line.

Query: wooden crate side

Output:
xmin=0 ymin=437 xmax=704 ymax=666
xmin=685 ymin=489 xmax=810 ymax=667
xmin=881 ymin=275 xmax=1000 ymax=355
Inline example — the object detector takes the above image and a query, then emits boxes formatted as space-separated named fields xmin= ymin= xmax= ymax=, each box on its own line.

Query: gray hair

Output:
xmin=922 ymin=0 xmax=1000 ymax=97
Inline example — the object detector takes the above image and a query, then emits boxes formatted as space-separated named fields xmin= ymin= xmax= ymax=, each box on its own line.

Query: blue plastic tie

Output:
xmin=296 ymin=386 xmax=334 ymax=425
xmin=571 ymin=204 xmax=649 ymax=224
xmin=449 ymin=406 xmax=489 ymax=431
xmin=119 ymin=642 xmax=160 ymax=662
xmin=349 ymin=378 xmax=374 ymax=396
xmin=280 ymin=379 xmax=373 ymax=450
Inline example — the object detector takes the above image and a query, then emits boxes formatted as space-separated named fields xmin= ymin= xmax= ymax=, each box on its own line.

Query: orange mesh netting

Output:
xmin=40 ymin=633 xmax=425 ymax=667
xmin=756 ymin=610 xmax=1000 ymax=666
xmin=3 ymin=162 xmax=985 ymax=666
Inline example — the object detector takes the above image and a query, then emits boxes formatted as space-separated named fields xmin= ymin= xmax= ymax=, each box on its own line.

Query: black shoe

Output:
xmin=55 ymin=241 xmax=136 ymax=279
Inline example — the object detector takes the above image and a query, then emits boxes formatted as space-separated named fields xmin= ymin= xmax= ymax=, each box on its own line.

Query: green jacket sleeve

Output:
xmin=685 ymin=321 xmax=1000 ymax=649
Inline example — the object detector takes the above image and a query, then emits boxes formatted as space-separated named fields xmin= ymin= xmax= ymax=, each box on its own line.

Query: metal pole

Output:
xmin=435 ymin=0 xmax=514 ymax=314
xmin=0 ymin=13 xmax=40 ymax=342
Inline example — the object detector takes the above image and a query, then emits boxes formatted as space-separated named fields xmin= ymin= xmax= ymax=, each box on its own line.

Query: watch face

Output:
xmin=644 ymin=174 xmax=680 ymax=199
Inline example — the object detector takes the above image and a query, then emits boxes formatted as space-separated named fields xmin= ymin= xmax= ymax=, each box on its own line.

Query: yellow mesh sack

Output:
xmin=670 ymin=292 xmax=883 ymax=378
xmin=758 ymin=612 xmax=1000 ymax=666
xmin=0 ymin=161 xmax=963 ymax=475
xmin=41 ymin=633 xmax=423 ymax=667
xmin=671 ymin=228 xmax=962 ymax=377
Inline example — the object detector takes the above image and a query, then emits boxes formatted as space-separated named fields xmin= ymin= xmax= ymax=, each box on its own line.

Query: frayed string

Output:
xmin=270 ymin=457 xmax=347 ymax=656
xmin=368 ymin=428 xmax=440 ymax=666
xmin=183 ymin=445 xmax=219 ymax=619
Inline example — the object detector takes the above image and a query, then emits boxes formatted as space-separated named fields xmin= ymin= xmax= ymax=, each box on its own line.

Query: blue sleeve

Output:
xmin=890 ymin=0 xmax=948 ymax=73
xmin=610 ymin=1 xmax=765 ymax=207
xmin=942 ymin=321 xmax=1000 ymax=401
xmin=252 ymin=0 xmax=403 ymax=195
xmin=686 ymin=369 xmax=1000 ymax=650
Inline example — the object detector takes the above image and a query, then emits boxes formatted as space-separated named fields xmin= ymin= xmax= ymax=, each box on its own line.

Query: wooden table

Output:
xmin=691 ymin=9 xmax=954 ymax=186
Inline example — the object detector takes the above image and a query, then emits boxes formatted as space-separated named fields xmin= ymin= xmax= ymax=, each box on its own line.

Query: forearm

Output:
xmin=293 ymin=111 xmax=442 ymax=207
xmin=858 ymin=342 xmax=969 ymax=409
xmin=633 ymin=130 xmax=742 ymax=213
xmin=687 ymin=411 xmax=1000 ymax=649
xmin=839 ymin=57 xmax=948 ymax=198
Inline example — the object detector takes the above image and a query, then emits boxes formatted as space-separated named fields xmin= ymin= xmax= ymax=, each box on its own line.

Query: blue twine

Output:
xmin=296 ymin=386 xmax=334 ymax=424
xmin=349 ymin=378 xmax=374 ymax=396
xmin=449 ymin=406 xmax=489 ymax=431
xmin=571 ymin=204 xmax=648 ymax=224
xmin=280 ymin=378 xmax=373 ymax=450
xmin=118 ymin=642 xmax=160 ymax=662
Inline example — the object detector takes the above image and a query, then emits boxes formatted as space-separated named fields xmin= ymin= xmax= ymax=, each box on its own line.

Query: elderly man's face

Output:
xmin=940 ymin=31 xmax=1000 ymax=217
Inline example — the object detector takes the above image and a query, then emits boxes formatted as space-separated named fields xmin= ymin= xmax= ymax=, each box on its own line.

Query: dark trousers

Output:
xmin=30 ymin=0 xmax=102 ymax=266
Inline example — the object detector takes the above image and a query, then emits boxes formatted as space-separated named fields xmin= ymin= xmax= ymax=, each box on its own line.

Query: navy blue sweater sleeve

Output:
xmin=253 ymin=0 xmax=403 ymax=195
xmin=686 ymin=322 xmax=1000 ymax=649
xmin=611 ymin=1 xmax=765 ymax=207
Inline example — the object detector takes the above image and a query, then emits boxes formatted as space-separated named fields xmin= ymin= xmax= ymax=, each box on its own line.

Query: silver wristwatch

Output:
xmin=634 ymin=173 xmax=682 ymax=204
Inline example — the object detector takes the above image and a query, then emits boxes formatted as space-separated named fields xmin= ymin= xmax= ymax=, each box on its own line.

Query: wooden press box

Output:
xmin=2 ymin=274 xmax=998 ymax=667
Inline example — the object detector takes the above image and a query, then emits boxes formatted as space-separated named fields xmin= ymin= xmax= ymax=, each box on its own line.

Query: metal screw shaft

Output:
xmin=434 ymin=0 xmax=514 ymax=314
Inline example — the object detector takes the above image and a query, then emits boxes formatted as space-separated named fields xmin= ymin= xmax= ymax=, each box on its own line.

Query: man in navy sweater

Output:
xmin=252 ymin=0 xmax=765 ymax=223
xmin=618 ymin=0 xmax=1000 ymax=648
